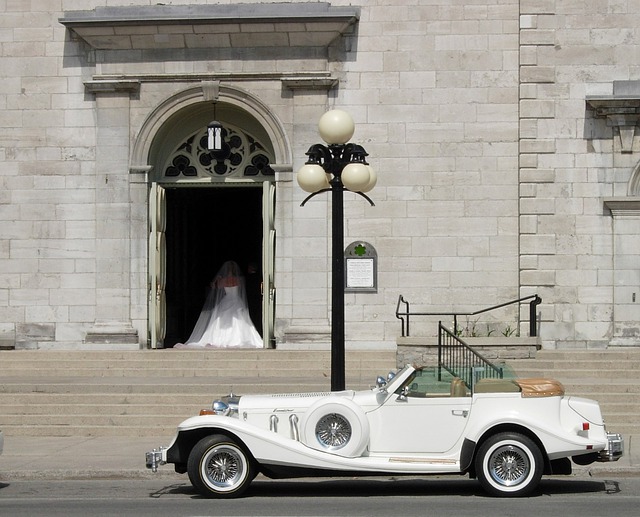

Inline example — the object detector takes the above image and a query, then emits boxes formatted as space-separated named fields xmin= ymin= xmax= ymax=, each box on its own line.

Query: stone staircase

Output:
xmin=506 ymin=348 xmax=640 ymax=437
xmin=0 ymin=349 xmax=397 ymax=437
xmin=1 ymin=348 xmax=637 ymax=438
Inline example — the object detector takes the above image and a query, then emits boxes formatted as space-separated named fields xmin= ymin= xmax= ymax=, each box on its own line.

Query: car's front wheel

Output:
xmin=187 ymin=434 xmax=256 ymax=498
xmin=475 ymin=432 xmax=543 ymax=497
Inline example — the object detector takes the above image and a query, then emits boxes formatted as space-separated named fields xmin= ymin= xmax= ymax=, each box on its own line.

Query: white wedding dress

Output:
xmin=175 ymin=261 xmax=263 ymax=349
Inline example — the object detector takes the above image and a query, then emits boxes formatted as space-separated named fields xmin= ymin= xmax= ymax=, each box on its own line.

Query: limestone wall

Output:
xmin=0 ymin=1 xmax=637 ymax=350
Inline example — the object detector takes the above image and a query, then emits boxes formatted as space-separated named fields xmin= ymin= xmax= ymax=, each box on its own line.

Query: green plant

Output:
xmin=502 ymin=325 xmax=517 ymax=337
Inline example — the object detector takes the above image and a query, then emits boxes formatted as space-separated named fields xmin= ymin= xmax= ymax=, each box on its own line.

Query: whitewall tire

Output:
xmin=475 ymin=432 xmax=543 ymax=497
xmin=187 ymin=435 xmax=256 ymax=498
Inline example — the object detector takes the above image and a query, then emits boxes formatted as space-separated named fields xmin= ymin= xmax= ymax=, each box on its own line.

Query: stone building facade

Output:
xmin=0 ymin=1 xmax=638 ymax=351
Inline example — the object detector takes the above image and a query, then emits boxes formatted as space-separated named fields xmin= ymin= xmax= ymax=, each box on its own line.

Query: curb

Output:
xmin=0 ymin=469 xmax=184 ymax=482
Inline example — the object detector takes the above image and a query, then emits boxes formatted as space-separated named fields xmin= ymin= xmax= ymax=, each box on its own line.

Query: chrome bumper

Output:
xmin=598 ymin=432 xmax=624 ymax=462
xmin=145 ymin=446 xmax=168 ymax=472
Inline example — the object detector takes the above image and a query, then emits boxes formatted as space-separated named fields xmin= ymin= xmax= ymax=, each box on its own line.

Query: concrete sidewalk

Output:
xmin=0 ymin=434 xmax=637 ymax=481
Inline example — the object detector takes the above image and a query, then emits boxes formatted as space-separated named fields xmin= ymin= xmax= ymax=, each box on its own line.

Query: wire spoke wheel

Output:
xmin=488 ymin=444 xmax=530 ymax=486
xmin=316 ymin=413 xmax=352 ymax=450
xmin=204 ymin=445 xmax=245 ymax=488
xmin=475 ymin=432 xmax=543 ymax=497
xmin=188 ymin=435 xmax=255 ymax=498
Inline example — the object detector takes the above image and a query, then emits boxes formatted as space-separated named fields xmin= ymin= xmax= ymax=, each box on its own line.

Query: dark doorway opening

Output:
xmin=164 ymin=186 xmax=263 ymax=347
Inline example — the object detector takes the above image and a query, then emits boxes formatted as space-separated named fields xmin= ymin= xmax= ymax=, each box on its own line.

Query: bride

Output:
xmin=175 ymin=261 xmax=263 ymax=348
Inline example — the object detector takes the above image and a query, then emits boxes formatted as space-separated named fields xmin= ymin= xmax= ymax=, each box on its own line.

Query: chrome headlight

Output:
xmin=211 ymin=394 xmax=240 ymax=416
xmin=212 ymin=400 xmax=230 ymax=416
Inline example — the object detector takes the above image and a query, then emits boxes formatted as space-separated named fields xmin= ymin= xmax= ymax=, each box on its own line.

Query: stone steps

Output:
xmin=1 ymin=348 xmax=637 ymax=437
xmin=506 ymin=348 xmax=640 ymax=436
xmin=0 ymin=349 xmax=396 ymax=437
xmin=0 ymin=380 xmax=330 ymax=394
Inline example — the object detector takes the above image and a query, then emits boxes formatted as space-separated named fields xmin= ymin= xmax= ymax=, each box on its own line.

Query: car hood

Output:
xmin=239 ymin=390 xmax=357 ymax=412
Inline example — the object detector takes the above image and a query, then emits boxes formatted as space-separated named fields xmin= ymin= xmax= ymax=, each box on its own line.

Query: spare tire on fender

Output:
xmin=301 ymin=398 xmax=370 ymax=457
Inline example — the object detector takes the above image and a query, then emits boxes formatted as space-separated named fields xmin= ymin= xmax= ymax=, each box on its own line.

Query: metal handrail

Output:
xmin=438 ymin=323 xmax=504 ymax=388
xmin=396 ymin=294 xmax=542 ymax=337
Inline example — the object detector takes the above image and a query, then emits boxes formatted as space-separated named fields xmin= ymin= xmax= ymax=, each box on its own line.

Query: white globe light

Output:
xmin=361 ymin=165 xmax=377 ymax=193
xmin=297 ymin=163 xmax=329 ymax=193
xmin=341 ymin=162 xmax=371 ymax=192
xmin=318 ymin=109 xmax=355 ymax=145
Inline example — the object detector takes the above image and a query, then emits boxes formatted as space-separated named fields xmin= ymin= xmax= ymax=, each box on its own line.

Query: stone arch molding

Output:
xmin=130 ymin=83 xmax=292 ymax=176
xmin=629 ymin=159 xmax=640 ymax=196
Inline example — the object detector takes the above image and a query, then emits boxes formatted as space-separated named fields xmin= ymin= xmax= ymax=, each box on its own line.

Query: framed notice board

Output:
xmin=344 ymin=241 xmax=377 ymax=293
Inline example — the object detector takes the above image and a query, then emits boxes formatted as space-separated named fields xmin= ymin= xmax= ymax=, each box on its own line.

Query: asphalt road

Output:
xmin=0 ymin=475 xmax=638 ymax=517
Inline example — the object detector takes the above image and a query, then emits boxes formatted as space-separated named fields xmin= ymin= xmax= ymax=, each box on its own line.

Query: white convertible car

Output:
xmin=146 ymin=365 xmax=623 ymax=498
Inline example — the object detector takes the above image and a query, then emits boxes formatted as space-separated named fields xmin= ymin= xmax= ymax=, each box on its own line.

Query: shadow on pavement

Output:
xmin=151 ymin=477 xmax=609 ymax=499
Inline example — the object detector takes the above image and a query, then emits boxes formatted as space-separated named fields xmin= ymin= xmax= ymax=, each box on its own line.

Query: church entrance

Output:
xmin=143 ymin=92 xmax=283 ymax=350
xmin=149 ymin=181 xmax=276 ymax=349
xmin=163 ymin=185 xmax=263 ymax=347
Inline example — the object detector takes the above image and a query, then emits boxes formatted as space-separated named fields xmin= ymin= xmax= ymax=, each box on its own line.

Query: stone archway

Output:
xmin=130 ymin=82 xmax=292 ymax=175
xmin=134 ymin=82 xmax=290 ymax=348
xmin=629 ymin=159 xmax=640 ymax=196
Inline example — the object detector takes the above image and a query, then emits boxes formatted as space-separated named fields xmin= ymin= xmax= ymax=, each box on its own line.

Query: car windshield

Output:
xmin=396 ymin=367 xmax=459 ymax=396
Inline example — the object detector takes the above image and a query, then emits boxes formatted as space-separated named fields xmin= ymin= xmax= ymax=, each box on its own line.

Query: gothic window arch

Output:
xmin=163 ymin=124 xmax=275 ymax=181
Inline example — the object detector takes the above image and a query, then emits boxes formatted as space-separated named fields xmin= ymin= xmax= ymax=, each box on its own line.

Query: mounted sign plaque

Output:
xmin=344 ymin=241 xmax=377 ymax=293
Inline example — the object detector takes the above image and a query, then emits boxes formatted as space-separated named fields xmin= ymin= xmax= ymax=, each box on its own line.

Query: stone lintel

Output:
xmin=84 ymin=79 xmax=141 ymax=94
xmin=282 ymin=77 xmax=339 ymax=90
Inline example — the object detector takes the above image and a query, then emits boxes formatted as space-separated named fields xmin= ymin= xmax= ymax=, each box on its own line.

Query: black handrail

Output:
xmin=438 ymin=323 xmax=504 ymax=388
xmin=396 ymin=294 xmax=542 ymax=337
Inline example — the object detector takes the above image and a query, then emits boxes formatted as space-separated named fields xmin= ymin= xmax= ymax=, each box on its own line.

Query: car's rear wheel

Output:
xmin=187 ymin=434 xmax=255 ymax=498
xmin=475 ymin=432 xmax=543 ymax=497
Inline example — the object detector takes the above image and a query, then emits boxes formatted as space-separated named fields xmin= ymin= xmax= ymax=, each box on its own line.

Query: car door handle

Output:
xmin=452 ymin=410 xmax=469 ymax=418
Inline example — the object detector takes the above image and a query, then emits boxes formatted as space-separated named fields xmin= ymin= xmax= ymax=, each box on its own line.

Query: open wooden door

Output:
xmin=148 ymin=183 xmax=167 ymax=349
xmin=262 ymin=181 xmax=276 ymax=348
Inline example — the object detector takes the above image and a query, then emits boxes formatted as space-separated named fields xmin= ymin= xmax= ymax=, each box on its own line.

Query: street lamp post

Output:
xmin=296 ymin=110 xmax=377 ymax=391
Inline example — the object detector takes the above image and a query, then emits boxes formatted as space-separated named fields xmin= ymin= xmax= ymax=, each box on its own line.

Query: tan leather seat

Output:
xmin=450 ymin=377 xmax=469 ymax=397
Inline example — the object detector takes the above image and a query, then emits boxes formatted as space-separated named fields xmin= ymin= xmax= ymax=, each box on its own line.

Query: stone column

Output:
xmin=84 ymin=80 xmax=141 ymax=348
xmin=280 ymin=77 xmax=337 ymax=347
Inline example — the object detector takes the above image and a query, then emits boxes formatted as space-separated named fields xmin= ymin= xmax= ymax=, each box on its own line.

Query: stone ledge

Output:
xmin=397 ymin=336 xmax=541 ymax=368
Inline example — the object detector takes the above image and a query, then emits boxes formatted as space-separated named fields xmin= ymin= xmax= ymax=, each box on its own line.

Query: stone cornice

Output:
xmin=90 ymin=72 xmax=339 ymax=91
xmin=59 ymin=3 xmax=359 ymax=51
xmin=586 ymin=97 xmax=640 ymax=117
xmin=604 ymin=197 xmax=640 ymax=217
xmin=586 ymin=97 xmax=640 ymax=152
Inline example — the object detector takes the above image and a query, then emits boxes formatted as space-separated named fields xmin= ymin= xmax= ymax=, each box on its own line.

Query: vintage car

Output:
xmin=146 ymin=365 xmax=623 ymax=498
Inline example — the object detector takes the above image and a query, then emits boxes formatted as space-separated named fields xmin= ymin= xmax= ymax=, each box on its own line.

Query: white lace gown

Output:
xmin=175 ymin=285 xmax=263 ymax=349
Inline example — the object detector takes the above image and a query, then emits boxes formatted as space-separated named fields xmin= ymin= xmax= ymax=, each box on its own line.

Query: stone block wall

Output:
xmin=0 ymin=1 xmax=637 ymax=350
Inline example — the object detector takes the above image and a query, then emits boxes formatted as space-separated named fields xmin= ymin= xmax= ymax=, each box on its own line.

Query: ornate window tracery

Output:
xmin=164 ymin=125 xmax=274 ymax=180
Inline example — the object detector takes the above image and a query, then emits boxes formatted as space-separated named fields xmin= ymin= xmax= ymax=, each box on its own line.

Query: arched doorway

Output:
xmin=142 ymin=86 xmax=287 ymax=349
